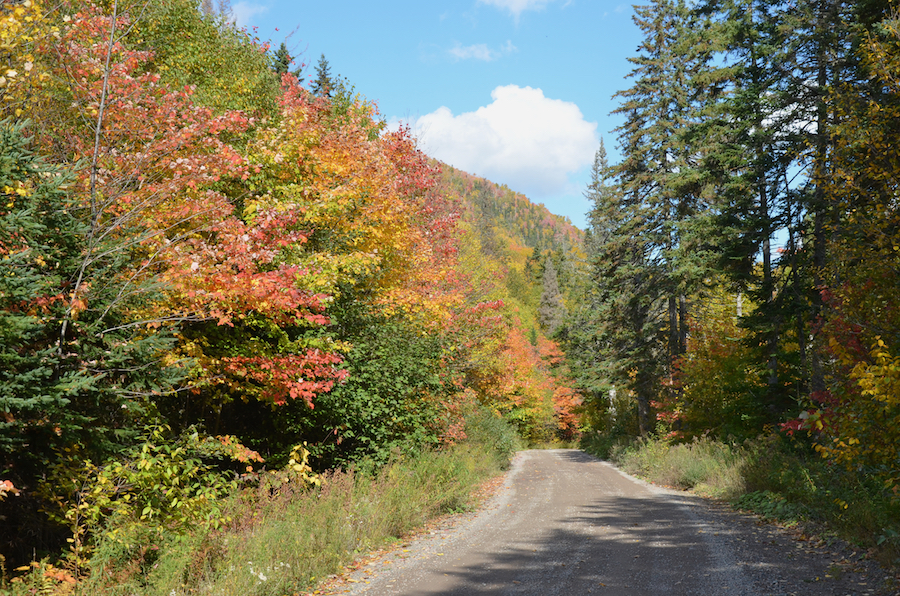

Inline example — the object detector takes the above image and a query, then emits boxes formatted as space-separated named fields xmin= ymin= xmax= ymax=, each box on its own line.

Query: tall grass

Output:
xmin=176 ymin=444 xmax=499 ymax=596
xmin=1 ymin=408 xmax=521 ymax=596
xmin=613 ymin=435 xmax=747 ymax=499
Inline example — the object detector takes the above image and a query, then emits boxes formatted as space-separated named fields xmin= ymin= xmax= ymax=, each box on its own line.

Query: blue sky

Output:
xmin=232 ymin=0 xmax=642 ymax=230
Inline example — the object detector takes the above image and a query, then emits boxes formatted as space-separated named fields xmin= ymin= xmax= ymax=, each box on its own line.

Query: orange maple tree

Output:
xmin=43 ymin=4 xmax=347 ymax=407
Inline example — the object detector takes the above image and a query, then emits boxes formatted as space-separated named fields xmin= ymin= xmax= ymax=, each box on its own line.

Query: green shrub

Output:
xmin=464 ymin=406 xmax=523 ymax=467
xmin=739 ymin=434 xmax=900 ymax=565
xmin=734 ymin=490 xmax=808 ymax=524
xmin=605 ymin=431 xmax=900 ymax=567
xmin=579 ymin=430 xmax=632 ymax=460
xmin=46 ymin=426 xmax=238 ymax=575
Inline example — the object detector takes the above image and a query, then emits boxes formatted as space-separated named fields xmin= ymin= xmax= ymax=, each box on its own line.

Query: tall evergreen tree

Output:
xmin=695 ymin=0 xmax=805 ymax=414
xmin=0 ymin=120 xmax=84 ymax=466
xmin=783 ymin=0 xmax=861 ymax=396
xmin=590 ymin=0 xmax=716 ymax=431
xmin=612 ymin=0 xmax=717 ymax=365
xmin=311 ymin=53 xmax=334 ymax=97
xmin=538 ymin=257 xmax=566 ymax=334
xmin=566 ymin=0 xmax=900 ymax=450
xmin=562 ymin=140 xmax=665 ymax=434
xmin=698 ymin=0 xmax=864 ymax=413
xmin=272 ymin=42 xmax=293 ymax=77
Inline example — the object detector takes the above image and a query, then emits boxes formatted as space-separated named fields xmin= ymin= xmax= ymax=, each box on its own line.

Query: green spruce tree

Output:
xmin=562 ymin=140 xmax=665 ymax=435
xmin=538 ymin=257 xmax=566 ymax=335
xmin=600 ymin=0 xmax=710 ymax=431
xmin=272 ymin=42 xmax=294 ymax=77
xmin=0 ymin=120 xmax=185 ymax=496
xmin=311 ymin=53 xmax=334 ymax=97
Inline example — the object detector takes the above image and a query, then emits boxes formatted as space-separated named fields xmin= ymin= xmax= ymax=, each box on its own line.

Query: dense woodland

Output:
xmin=3 ymin=0 xmax=900 ymax=590
xmin=563 ymin=0 xmax=900 ymax=509
xmin=0 ymin=0 xmax=582 ymax=583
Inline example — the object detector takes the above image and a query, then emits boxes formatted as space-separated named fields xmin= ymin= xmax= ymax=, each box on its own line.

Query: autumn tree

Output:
xmin=659 ymin=283 xmax=766 ymax=439
xmin=0 ymin=0 xmax=55 ymax=120
xmin=5 ymin=0 xmax=346 ymax=464
xmin=0 ymin=0 xmax=357 ymax=567
xmin=427 ymin=165 xmax=583 ymax=442
xmin=134 ymin=0 xmax=281 ymax=116
xmin=788 ymin=15 xmax=900 ymax=493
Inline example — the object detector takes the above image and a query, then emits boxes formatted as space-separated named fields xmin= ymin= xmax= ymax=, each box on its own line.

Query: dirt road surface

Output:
xmin=323 ymin=449 xmax=897 ymax=596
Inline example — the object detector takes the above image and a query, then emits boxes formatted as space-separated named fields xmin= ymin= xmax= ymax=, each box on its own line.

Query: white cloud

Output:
xmin=410 ymin=85 xmax=598 ymax=198
xmin=231 ymin=2 xmax=268 ymax=27
xmin=478 ymin=0 xmax=557 ymax=19
xmin=448 ymin=40 xmax=517 ymax=62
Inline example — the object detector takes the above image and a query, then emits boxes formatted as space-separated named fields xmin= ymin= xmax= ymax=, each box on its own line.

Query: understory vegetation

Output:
xmin=1 ymin=407 xmax=520 ymax=595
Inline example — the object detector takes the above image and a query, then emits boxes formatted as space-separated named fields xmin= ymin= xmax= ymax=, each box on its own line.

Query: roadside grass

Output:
xmin=613 ymin=435 xmax=746 ymax=499
xmin=1 ymin=408 xmax=521 ymax=596
xmin=583 ymin=432 xmax=900 ymax=569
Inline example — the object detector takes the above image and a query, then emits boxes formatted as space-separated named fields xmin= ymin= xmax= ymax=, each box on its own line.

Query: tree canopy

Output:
xmin=562 ymin=0 xmax=900 ymax=498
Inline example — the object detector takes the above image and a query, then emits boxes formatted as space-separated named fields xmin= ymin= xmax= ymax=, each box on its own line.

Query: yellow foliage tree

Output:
xmin=0 ymin=0 xmax=54 ymax=118
xmin=246 ymin=81 xmax=460 ymax=323
xmin=802 ymin=17 xmax=900 ymax=495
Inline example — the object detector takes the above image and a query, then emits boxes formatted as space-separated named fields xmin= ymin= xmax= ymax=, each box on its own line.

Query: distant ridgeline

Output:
xmin=438 ymin=164 xmax=583 ymax=252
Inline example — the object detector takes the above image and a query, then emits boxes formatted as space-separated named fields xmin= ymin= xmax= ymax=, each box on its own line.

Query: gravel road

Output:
xmin=319 ymin=449 xmax=897 ymax=596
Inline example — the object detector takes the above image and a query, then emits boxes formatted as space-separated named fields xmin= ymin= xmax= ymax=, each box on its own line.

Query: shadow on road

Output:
xmin=428 ymin=493 xmax=732 ymax=595
xmin=552 ymin=449 xmax=602 ymax=464
xmin=358 ymin=450 xmax=872 ymax=595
